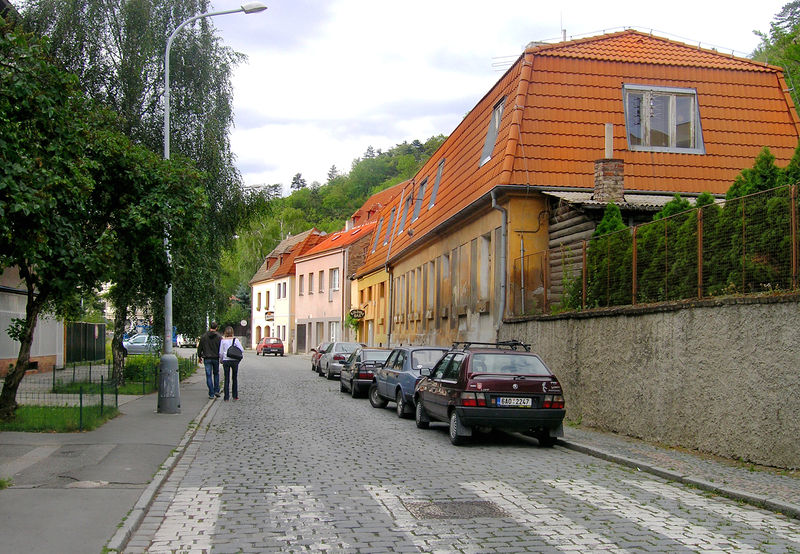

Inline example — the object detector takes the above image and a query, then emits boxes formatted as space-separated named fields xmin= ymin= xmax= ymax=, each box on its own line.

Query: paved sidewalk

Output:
xmin=0 ymin=368 xmax=211 ymax=554
xmin=560 ymin=425 xmax=800 ymax=520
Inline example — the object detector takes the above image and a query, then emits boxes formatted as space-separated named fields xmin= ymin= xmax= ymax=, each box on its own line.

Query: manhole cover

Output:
xmin=402 ymin=500 xmax=507 ymax=519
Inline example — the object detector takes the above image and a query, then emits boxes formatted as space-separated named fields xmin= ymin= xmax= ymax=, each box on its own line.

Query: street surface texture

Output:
xmin=125 ymin=354 xmax=800 ymax=553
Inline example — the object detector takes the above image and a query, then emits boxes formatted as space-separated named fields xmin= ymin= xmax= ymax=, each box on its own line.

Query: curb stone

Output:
xmin=105 ymin=397 xmax=218 ymax=552
xmin=559 ymin=438 xmax=800 ymax=521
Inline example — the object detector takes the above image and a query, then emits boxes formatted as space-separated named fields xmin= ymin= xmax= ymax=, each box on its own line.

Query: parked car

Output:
xmin=318 ymin=341 xmax=362 ymax=379
xmin=122 ymin=333 xmax=161 ymax=356
xmin=257 ymin=337 xmax=284 ymax=356
xmin=339 ymin=347 xmax=392 ymax=398
xmin=369 ymin=345 xmax=449 ymax=418
xmin=413 ymin=340 xmax=565 ymax=446
xmin=310 ymin=342 xmax=332 ymax=372
xmin=176 ymin=334 xmax=197 ymax=348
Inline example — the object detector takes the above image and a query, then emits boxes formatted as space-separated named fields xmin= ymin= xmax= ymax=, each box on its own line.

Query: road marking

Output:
xmin=0 ymin=445 xmax=59 ymax=478
xmin=462 ymin=480 xmax=628 ymax=552
xmin=149 ymin=486 xmax=222 ymax=553
xmin=547 ymin=479 xmax=761 ymax=553
xmin=626 ymin=479 xmax=800 ymax=545
xmin=365 ymin=484 xmax=479 ymax=553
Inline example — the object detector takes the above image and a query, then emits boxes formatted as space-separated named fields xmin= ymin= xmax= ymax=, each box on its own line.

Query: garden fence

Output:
xmin=510 ymin=185 xmax=798 ymax=316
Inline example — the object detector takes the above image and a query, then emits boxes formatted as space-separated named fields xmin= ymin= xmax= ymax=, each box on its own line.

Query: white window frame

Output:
xmin=623 ymin=84 xmax=705 ymax=154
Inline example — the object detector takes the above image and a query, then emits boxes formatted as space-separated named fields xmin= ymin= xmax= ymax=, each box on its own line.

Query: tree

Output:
xmin=753 ymin=2 xmax=800 ymax=108
xmin=290 ymin=172 xmax=307 ymax=191
xmin=327 ymin=165 xmax=339 ymax=183
xmin=21 ymin=0 xmax=247 ymax=349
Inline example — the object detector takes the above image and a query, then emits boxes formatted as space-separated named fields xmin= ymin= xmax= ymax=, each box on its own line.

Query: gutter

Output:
xmin=384 ymin=182 xmax=409 ymax=347
xmin=491 ymin=190 xmax=508 ymax=339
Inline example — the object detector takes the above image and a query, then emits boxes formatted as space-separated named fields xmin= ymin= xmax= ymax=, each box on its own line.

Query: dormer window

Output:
xmin=623 ymin=84 xmax=704 ymax=154
xmin=479 ymin=97 xmax=506 ymax=167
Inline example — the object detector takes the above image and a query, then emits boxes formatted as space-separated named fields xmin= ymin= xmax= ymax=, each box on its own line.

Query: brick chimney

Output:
xmin=593 ymin=123 xmax=624 ymax=203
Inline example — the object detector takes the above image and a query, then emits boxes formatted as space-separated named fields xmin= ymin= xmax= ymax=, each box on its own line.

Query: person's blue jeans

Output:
xmin=222 ymin=360 xmax=239 ymax=400
xmin=204 ymin=358 xmax=220 ymax=397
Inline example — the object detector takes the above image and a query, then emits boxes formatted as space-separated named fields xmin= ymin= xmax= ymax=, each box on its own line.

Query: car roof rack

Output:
xmin=450 ymin=340 xmax=531 ymax=352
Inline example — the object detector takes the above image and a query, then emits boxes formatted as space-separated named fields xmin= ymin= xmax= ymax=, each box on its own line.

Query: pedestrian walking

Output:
xmin=198 ymin=322 xmax=222 ymax=399
xmin=219 ymin=326 xmax=244 ymax=401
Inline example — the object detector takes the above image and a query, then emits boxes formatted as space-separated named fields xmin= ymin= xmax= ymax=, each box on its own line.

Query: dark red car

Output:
xmin=256 ymin=337 xmax=284 ymax=356
xmin=310 ymin=342 xmax=331 ymax=372
xmin=414 ymin=340 xmax=565 ymax=446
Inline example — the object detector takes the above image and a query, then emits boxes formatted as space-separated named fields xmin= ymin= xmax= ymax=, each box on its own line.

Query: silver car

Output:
xmin=318 ymin=341 xmax=362 ymax=380
xmin=122 ymin=334 xmax=161 ymax=355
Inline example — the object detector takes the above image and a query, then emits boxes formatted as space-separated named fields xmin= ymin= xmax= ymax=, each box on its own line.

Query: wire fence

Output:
xmin=12 ymin=354 xmax=198 ymax=430
xmin=510 ymin=185 xmax=799 ymax=316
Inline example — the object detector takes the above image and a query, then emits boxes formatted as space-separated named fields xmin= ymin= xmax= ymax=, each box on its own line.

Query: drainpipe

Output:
xmin=491 ymin=190 xmax=507 ymax=341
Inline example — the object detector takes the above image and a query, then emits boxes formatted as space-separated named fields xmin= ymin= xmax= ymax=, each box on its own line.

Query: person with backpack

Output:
xmin=197 ymin=321 xmax=222 ymax=399
xmin=219 ymin=326 xmax=244 ymax=401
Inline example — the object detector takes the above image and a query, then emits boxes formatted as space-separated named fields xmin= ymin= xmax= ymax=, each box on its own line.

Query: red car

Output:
xmin=257 ymin=337 xmax=284 ymax=356
xmin=414 ymin=340 xmax=565 ymax=446
xmin=310 ymin=342 xmax=331 ymax=371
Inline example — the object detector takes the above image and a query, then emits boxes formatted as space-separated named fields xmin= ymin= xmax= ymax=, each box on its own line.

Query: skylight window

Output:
xmin=623 ymin=84 xmax=705 ymax=154
xmin=383 ymin=208 xmax=396 ymax=245
xmin=372 ymin=217 xmax=383 ymax=252
xmin=412 ymin=178 xmax=427 ymax=221
xmin=397 ymin=195 xmax=412 ymax=235
xmin=429 ymin=159 xmax=444 ymax=209
xmin=479 ymin=97 xmax=506 ymax=167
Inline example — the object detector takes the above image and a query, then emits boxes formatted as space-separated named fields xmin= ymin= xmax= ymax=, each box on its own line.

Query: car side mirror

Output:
xmin=420 ymin=368 xmax=431 ymax=377
xmin=310 ymin=348 xmax=317 ymax=353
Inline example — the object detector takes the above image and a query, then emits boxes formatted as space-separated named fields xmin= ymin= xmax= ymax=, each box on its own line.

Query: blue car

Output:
xmin=369 ymin=345 xmax=448 ymax=418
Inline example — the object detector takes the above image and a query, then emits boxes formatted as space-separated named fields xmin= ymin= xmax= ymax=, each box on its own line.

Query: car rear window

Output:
xmin=338 ymin=342 xmax=361 ymax=352
xmin=410 ymin=349 xmax=447 ymax=369
xmin=470 ymin=353 xmax=551 ymax=376
xmin=364 ymin=350 xmax=391 ymax=362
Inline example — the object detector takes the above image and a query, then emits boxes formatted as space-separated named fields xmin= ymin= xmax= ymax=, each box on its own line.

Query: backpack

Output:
xmin=226 ymin=339 xmax=243 ymax=360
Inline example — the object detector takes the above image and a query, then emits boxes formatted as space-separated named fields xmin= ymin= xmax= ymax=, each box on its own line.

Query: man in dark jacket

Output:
xmin=198 ymin=321 xmax=222 ymax=399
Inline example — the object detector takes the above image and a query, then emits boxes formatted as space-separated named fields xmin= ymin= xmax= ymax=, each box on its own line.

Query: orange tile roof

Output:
xmin=349 ymin=181 xmax=406 ymax=225
xmin=249 ymin=229 xmax=326 ymax=284
xmin=356 ymin=29 xmax=800 ymax=277
xmin=299 ymin=221 xmax=378 ymax=258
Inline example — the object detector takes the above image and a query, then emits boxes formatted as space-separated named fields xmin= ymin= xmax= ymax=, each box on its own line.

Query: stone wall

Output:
xmin=500 ymin=295 xmax=800 ymax=469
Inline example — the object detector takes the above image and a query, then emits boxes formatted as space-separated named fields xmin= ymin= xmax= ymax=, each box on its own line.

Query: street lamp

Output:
xmin=158 ymin=1 xmax=267 ymax=414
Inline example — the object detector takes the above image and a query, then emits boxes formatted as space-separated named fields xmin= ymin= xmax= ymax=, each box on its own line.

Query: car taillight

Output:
xmin=543 ymin=395 xmax=564 ymax=409
xmin=357 ymin=371 xmax=373 ymax=379
xmin=333 ymin=354 xmax=346 ymax=361
xmin=459 ymin=392 xmax=487 ymax=407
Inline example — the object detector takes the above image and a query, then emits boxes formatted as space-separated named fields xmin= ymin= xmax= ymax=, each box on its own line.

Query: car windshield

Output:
xmin=470 ymin=353 xmax=551 ymax=375
xmin=410 ymin=349 xmax=447 ymax=369
xmin=337 ymin=342 xmax=361 ymax=352
xmin=363 ymin=350 xmax=391 ymax=362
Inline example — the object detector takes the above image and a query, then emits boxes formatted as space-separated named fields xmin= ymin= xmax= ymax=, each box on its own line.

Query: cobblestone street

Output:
xmin=125 ymin=354 xmax=800 ymax=553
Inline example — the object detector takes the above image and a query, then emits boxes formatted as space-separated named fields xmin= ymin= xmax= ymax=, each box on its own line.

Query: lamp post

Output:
xmin=158 ymin=1 xmax=267 ymax=414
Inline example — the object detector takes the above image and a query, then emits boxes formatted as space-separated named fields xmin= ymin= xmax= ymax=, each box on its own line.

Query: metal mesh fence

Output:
xmin=510 ymin=185 xmax=799 ymax=316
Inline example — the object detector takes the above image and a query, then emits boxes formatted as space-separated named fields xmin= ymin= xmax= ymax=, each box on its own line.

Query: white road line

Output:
xmin=462 ymin=480 xmax=628 ymax=552
xmin=0 ymin=445 xmax=60 ymax=477
xmin=365 ymin=484 xmax=481 ymax=553
xmin=268 ymin=484 xmax=350 ymax=550
xmin=547 ymin=479 xmax=761 ymax=553
xmin=149 ymin=486 xmax=222 ymax=553
xmin=626 ymin=479 xmax=800 ymax=545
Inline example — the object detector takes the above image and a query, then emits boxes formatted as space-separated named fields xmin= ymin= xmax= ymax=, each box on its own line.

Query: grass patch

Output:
xmin=0 ymin=477 xmax=12 ymax=489
xmin=0 ymin=404 xmax=120 ymax=432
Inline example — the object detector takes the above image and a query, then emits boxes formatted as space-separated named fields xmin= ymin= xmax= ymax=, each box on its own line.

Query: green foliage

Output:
xmin=752 ymin=2 xmax=800 ymax=109
xmin=0 ymin=405 xmax=120 ymax=432
xmin=726 ymin=147 xmax=780 ymax=200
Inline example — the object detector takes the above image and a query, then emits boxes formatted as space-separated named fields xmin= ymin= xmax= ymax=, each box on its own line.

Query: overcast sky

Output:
xmin=208 ymin=0 xmax=788 ymax=193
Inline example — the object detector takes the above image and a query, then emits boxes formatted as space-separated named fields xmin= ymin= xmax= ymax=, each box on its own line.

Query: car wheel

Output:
xmin=396 ymin=390 xmax=410 ymax=419
xmin=326 ymin=366 xmax=335 ymax=380
xmin=415 ymin=399 xmax=429 ymax=429
xmin=350 ymin=380 xmax=361 ymax=398
xmin=535 ymin=431 xmax=556 ymax=447
xmin=449 ymin=411 xmax=468 ymax=446
xmin=280 ymin=352 xmax=284 ymax=357
xmin=339 ymin=378 xmax=347 ymax=392
xmin=369 ymin=384 xmax=388 ymax=409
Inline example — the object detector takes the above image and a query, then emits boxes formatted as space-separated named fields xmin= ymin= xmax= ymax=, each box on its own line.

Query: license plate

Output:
xmin=497 ymin=397 xmax=532 ymax=407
